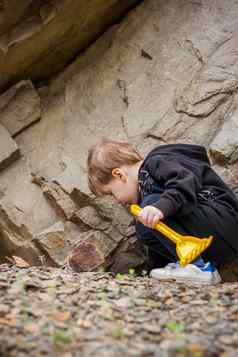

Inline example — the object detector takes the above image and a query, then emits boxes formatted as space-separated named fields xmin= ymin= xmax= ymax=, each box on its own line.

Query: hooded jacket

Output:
xmin=138 ymin=143 xmax=238 ymax=219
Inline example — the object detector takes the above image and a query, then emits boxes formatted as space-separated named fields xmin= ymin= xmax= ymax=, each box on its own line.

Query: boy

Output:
xmin=87 ymin=138 xmax=238 ymax=284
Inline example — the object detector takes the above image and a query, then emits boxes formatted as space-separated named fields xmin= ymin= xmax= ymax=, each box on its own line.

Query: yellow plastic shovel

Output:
xmin=130 ymin=204 xmax=213 ymax=267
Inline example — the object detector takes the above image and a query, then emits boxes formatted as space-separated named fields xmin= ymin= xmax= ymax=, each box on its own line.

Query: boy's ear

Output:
xmin=112 ymin=168 xmax=126 ymax=181
xmin=112 ymin=168 xmax=122 ymax=178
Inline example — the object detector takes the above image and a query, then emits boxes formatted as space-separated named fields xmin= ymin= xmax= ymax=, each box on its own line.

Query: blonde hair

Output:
xmin=87 ymin=138 xmax=142 ymax=195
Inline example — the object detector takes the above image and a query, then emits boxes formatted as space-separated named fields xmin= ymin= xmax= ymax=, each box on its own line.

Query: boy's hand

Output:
xmin=137 ymin=205 xmax=164 ymax=229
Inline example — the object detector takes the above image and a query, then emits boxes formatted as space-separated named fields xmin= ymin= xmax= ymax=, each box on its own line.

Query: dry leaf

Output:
xmin=0 ymin=317 xmax=18 ymax=326
xmin=187 ymin=343 xmax=204 ymax=353
xmin=12 ymin=256 xmax=30 ymax=268
xmin=24 ymin=322 xmax=39 ymax=333
xmin=77 ymin=319 xmax=92 ymax=328
xmin=53 ymin=311 xmax=71 ymax=322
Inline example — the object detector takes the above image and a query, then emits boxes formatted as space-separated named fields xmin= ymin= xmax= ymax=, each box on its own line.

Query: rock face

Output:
xmin=0 ymin=124 xmax=19 ymax=171
xmin=0 ymin=0 xmax=238 ymax=277
xmin=0 ymin=80 xmax=41 ymax=136
xmin=0 ymin=197 xmax=40 ymax=265
xmin=0 ymin=79 xmax=40 ymax=174
xmin=0 ymin=0 xmax=140 ymax=92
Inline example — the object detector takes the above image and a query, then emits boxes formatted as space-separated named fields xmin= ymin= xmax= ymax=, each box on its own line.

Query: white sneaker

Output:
xmin=150 ymin=262 xmax=221 ymax=285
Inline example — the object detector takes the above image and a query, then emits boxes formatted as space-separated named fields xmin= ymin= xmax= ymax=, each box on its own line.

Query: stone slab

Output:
xmin=0 ymin=80 xmax=41 ymax=136
xmin=0 ymin=124 xmax=19 ymax=171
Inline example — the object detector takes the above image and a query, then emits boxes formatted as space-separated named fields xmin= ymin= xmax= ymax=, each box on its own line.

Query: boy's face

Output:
xmin=102 ymin=167 xmax=139 ymax=205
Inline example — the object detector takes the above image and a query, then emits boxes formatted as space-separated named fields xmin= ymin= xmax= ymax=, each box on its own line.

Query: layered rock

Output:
xmin=31 ymin=174 xmax=144 ymax=273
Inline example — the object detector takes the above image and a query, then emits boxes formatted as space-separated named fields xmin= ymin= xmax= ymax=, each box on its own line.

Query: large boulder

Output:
xmin=0 ymin=0 xmax=139 ymax=92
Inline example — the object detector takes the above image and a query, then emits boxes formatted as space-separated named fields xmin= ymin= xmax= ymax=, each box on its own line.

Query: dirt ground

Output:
xmin=0 ymin=263 xmax=238 ymax=357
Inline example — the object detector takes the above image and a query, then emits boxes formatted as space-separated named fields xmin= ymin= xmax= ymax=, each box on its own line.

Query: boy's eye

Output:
xmin=103 ymin=190 xmax=111 ymax=196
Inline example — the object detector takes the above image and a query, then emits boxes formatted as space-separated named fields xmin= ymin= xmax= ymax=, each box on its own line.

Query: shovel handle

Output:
xmin=130 ymin=204 xmax=182 ymax=244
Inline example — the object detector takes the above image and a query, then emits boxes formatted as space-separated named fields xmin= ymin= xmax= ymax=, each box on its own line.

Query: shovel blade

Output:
xmin=176 ymin=235 xmax=213 ymax=267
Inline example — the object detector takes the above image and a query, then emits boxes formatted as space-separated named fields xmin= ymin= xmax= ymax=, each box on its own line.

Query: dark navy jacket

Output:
xmin=138 ymin=144 xmax=238 ymax=219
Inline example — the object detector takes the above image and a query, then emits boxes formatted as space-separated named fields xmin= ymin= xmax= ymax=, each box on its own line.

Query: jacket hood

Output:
xmin=144 ymin=143 xmax=210 ymax=165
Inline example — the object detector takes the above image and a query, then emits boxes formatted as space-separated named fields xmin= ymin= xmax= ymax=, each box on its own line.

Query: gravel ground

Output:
xmin=0 ymin=263 xmax=238 ymax=357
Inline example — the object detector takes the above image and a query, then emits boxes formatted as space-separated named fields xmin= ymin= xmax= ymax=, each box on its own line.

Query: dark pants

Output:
xmin=136 ymin=192 xmax=238 ymax=268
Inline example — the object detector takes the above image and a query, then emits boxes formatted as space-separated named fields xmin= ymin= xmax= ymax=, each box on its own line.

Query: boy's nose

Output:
xmin=118 ymin=198 xmax=126 ymax=205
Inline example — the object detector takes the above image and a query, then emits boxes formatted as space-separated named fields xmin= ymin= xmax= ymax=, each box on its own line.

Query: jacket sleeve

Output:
xmin=146 ymin=156 xmax=202 ymax=218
